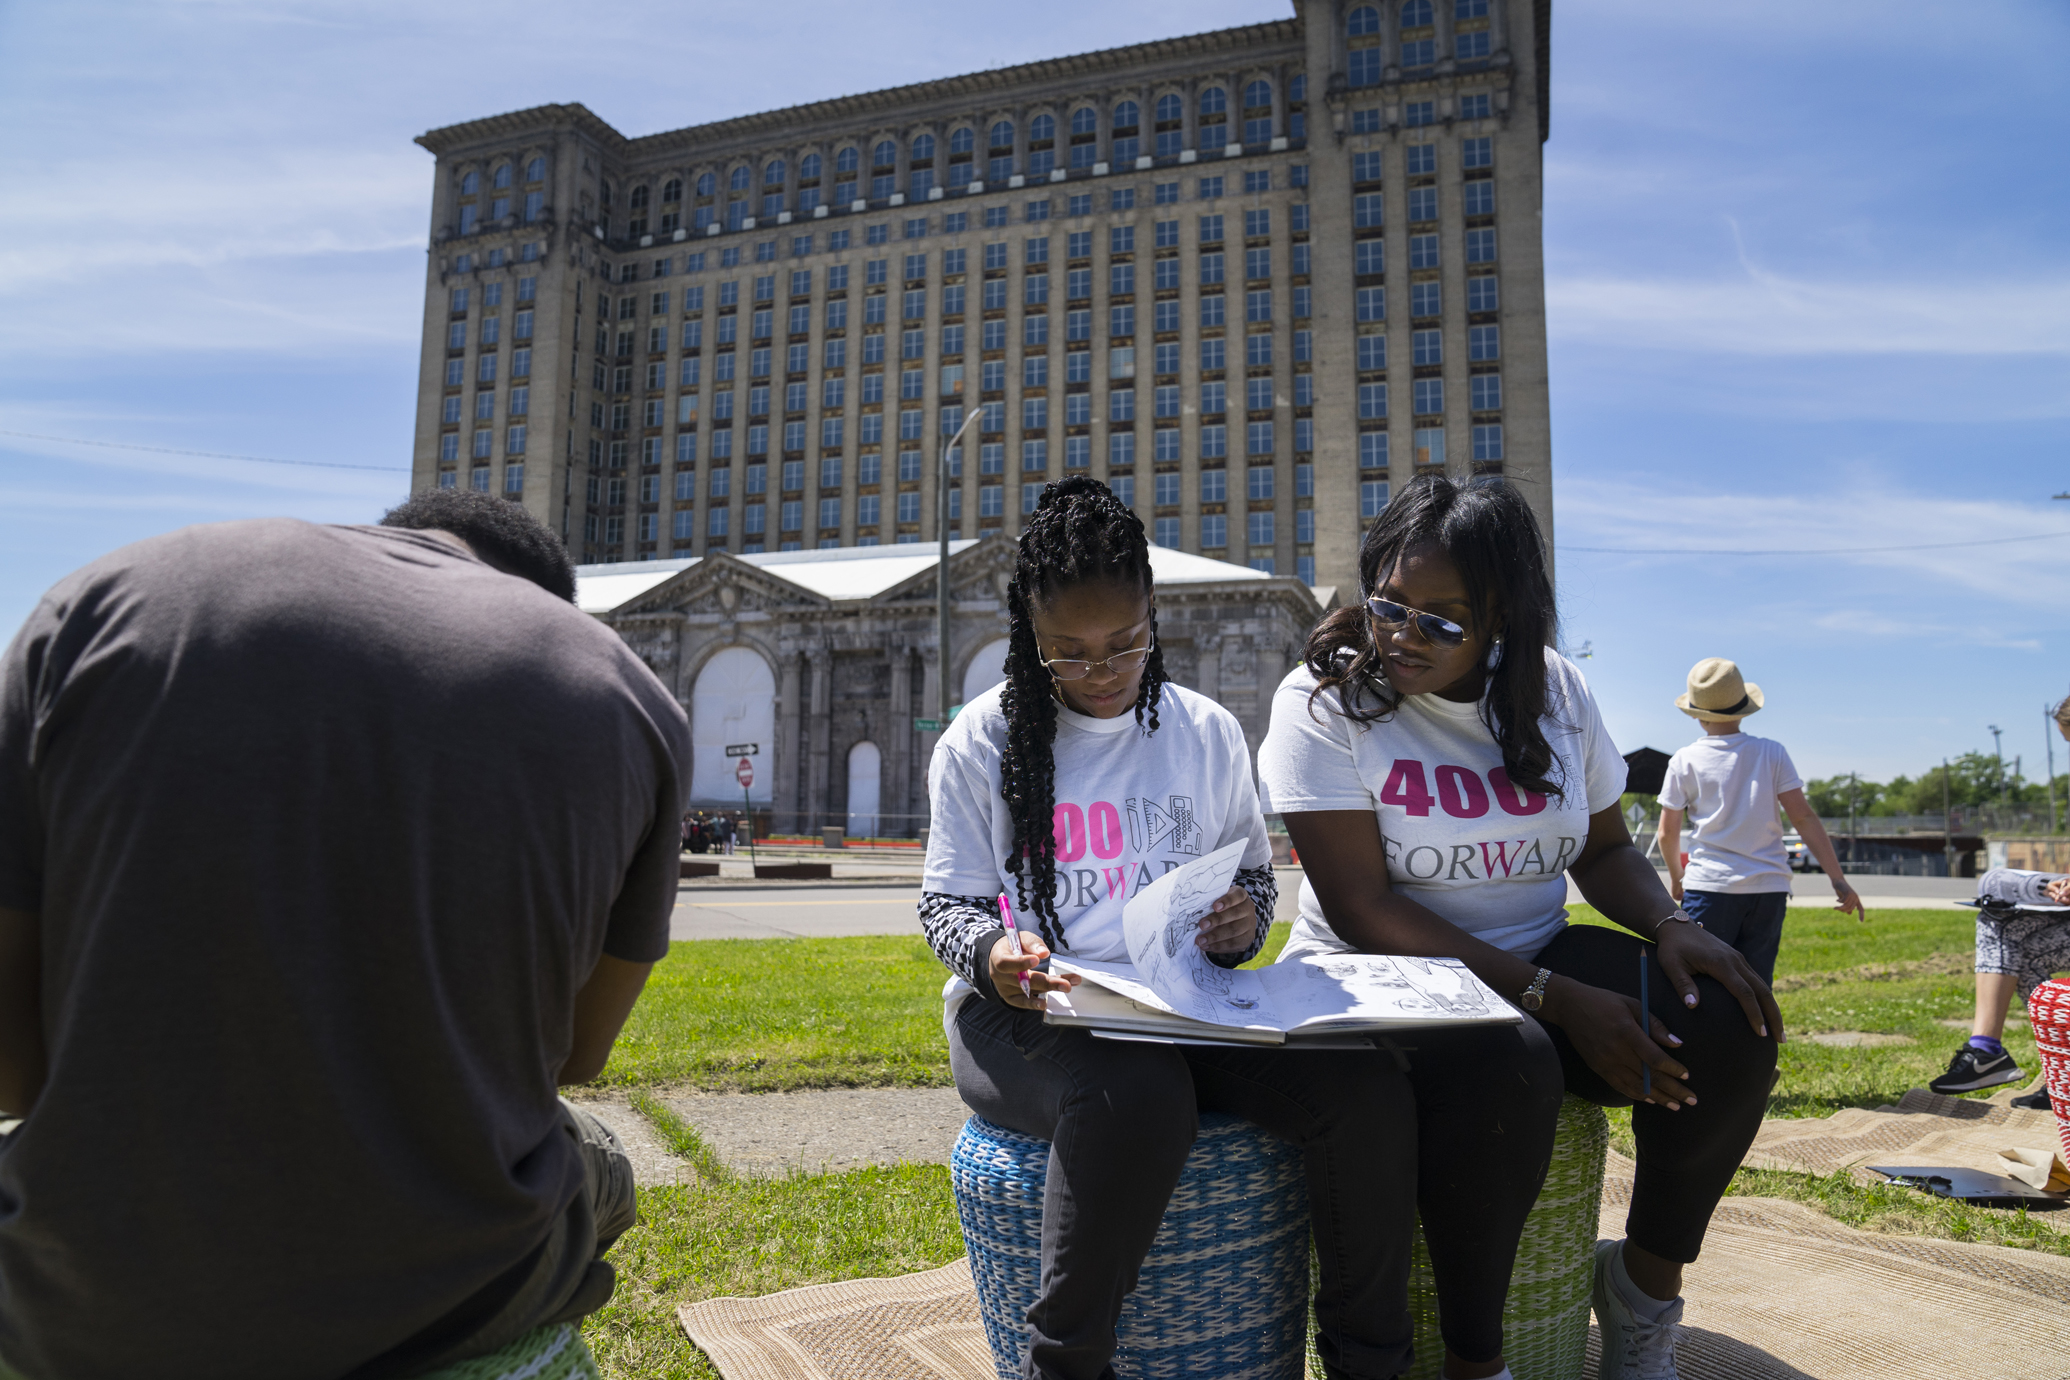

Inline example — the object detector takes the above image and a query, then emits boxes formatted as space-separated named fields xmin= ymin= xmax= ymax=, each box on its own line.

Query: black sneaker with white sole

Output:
xmin=2011 ymin=1087 xmax=2053 ymax=1112
xmin=1928 ymin=1044 xmax=2023 ymax=1094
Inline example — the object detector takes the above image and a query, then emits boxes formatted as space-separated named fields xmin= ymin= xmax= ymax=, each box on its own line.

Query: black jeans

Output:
xmin=1531 ymin=924 xmax=1776 ymax=1263
xmin=950 ymin=999 xmax=1561 ymax=1379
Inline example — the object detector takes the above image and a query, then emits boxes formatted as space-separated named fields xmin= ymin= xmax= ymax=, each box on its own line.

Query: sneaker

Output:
xmin=2011 ymin=1087 xmax=2053 ymax=1112
xmin=1928 ymin=1045 xmax=2024 ymax=1094
xmin=1592 ymin=1239 xmax=1683 ymax=1379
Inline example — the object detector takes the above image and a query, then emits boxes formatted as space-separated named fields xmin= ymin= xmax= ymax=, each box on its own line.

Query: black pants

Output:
xmin=1530 ymin=924 xmax=1776 ymax=1263
xmin=950 ymin=998 xmax=1561 ymax=1379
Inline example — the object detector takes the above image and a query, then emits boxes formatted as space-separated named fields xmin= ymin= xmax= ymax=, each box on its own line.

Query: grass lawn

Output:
xmin=581 ymin=906 xmax=2068 ymax=1377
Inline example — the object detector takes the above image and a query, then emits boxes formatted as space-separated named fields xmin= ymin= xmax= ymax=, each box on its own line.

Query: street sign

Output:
xmin=724 ymin=743 xmax=759 ymax=757
xmin=913 ymin=718 xmax=942 ymax=732
xmin=735 ymin=757 xmax=755 ymax=788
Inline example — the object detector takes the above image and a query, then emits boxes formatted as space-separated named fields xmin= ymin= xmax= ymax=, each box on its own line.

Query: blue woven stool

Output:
xmin=952 ymin=1112 xmax=1310 ymax=1380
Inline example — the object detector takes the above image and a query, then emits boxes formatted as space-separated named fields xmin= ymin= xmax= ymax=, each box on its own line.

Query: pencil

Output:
xmin=1640 ymin=950 xmax=1651 ymax=1099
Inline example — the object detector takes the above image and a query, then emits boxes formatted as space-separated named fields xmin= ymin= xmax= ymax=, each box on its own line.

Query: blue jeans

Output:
xmin=1681 ymin=890 xmax=1790 ymax=984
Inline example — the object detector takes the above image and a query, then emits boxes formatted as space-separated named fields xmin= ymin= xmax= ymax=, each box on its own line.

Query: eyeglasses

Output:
xmin=1363 ymin=596 xmax=1467 ymax=648
xmin=1039 ymin=638 xmax=1156 ymax=682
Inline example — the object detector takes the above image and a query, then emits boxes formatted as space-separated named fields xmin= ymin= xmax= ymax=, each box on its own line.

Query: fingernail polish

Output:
xmin=1684 ymin=994 xmax=1696 ymax=1007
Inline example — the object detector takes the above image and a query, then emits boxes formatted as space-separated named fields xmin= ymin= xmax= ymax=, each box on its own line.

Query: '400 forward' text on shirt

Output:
xmin=1257 ymin=653 xmax=1627 ymax=962
xmin=924 ymin=680 xmax=1273 ymax=1015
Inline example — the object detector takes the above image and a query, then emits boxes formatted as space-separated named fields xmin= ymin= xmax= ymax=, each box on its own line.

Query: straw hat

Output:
xmin=1677 ymin=657 xmax=1763 ymax=720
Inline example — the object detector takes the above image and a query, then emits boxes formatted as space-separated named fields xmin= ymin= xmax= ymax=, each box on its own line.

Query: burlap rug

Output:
xmin=1745 ymin=1082 xmax=2070 ymax=1192
xmin=680 ymin=1147 xmax=2070 ymax=1379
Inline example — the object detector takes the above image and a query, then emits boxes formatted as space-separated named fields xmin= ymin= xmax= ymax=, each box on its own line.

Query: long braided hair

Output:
xmin=998 ymin=476 xmax=1168 ymax=946
xmin=1304 ymin=473 xmax=1567 ymax=798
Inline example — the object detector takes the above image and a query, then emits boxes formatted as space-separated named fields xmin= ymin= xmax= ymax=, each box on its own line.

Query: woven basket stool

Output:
xmin=2030 ymin=979 xmax=2070 ymax=1166
xmin=952 ymin=1112 xmax=1311 ymax=1380
xmin=414 ymin=1323 xmax=599 ymax=1380
xmin=1306 ymin=1094 xmax=1609 ymax=1380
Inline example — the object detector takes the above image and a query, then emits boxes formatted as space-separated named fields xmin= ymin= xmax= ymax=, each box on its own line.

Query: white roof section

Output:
xmin=576 ymin=539 xmax=1277 ymax=615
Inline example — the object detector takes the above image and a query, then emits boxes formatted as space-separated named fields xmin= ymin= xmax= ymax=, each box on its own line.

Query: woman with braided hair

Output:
xmin=923 ymin=477 xmax=1465 ymax=1380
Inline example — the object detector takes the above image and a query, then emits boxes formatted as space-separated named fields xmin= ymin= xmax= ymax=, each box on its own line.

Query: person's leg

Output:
xmin=1972 ymin=972 xmax=2020 ymax=1040
xmin=1934 ymin=912 xmax=2040 ymax=1093
xmin=1532 ymin=924 xmax=1774 ymax=1301
xmin=1395 ymin=1019 xmax=1564 ymax=1379
xmin=1181 ymin=1044 xmax=1423 ymax=1380
xmin=560 ymin=1099 xmax=639 ymax=1251
xmin=951 ymin=999 xmax=1196 ymax=1380
xmin=1679 ymin=892 xmax=1787 ymax=985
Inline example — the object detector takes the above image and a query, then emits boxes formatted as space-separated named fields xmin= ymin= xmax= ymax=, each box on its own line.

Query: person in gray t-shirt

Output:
xmin=0 ymin=494 xmax=690 ymax=1379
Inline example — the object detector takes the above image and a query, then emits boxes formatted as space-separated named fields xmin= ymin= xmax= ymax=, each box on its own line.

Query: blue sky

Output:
xmin=1 ymin=0 xmax=2064 ymax=785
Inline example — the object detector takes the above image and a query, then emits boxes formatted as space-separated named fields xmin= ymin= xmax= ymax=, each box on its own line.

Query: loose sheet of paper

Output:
xmin=1119 ymin=840 xmax=1261 ymax=1027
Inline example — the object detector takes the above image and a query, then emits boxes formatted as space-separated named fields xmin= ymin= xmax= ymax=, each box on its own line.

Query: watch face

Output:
xmin=1518 ymin=991 xmax=1542 ymax=1011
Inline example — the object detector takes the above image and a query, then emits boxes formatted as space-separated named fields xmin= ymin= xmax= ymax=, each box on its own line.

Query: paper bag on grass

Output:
xmin=1994 ymin=1146 xmax=2070 ymax=1193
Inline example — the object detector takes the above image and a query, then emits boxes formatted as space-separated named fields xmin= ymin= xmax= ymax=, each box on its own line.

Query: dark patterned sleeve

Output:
xmin=1207 ymin=864 xmax=1279 ymax=969
xmin=920 ymin=891 xmax=1011 ymax=1002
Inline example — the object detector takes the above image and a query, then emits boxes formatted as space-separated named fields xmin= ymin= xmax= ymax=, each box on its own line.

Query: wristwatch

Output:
xmin=1517 ymin=967 xmax=1553 ymax=1012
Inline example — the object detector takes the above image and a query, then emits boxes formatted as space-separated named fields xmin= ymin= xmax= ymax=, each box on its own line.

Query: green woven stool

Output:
xmin=1307 ymin=1095 xmax=1609 ymax=1380
xmin=414 ymin=1322 xmax=601 ymax=1380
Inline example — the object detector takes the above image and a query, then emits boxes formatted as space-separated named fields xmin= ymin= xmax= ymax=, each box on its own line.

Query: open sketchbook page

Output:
xmin=1257 ymin=953 xmax=1519 ymax=1030
xmin=1052 ymin=953 xmax=1287 ymax=1034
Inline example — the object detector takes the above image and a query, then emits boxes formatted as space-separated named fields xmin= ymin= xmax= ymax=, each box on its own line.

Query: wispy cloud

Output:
xmin=1555 ymin=476 xmax=2070 ymax=609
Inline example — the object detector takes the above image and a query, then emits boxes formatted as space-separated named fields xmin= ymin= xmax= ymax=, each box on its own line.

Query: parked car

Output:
xmin=1783 ymin=832 xmax=1817 ymax=872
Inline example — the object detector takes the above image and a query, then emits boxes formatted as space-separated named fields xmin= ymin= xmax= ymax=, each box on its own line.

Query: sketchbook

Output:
xmin=1042 ymin=840 xmax=1522 ymax=1047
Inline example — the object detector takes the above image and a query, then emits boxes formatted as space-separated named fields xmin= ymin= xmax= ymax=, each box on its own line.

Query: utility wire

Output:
xmin=1564 ymin=532 xmax=2070 ymax=557
xmin=0 ymin=429 xmax=409 ymax=474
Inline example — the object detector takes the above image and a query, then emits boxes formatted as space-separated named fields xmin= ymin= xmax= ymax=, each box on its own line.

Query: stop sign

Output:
xmin=735 ymin=757 xmax=755 ymax=789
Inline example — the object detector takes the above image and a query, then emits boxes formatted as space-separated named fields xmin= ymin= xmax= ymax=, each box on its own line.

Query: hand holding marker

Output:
xmin=999 ymin=893 xmax=1031 ymax=999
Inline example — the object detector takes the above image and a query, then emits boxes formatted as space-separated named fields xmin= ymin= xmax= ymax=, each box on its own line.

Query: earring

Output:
xmin=1485 ymin=637 xmax=1504 ymax=671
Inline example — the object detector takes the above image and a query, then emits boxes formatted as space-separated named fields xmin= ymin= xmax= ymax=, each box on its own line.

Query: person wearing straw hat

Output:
xmin=1655 ymin=659 xmax=1863 ymax=983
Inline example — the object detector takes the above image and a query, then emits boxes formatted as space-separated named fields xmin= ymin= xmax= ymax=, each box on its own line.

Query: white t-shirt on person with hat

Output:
xmin=1257 ymin=651 xmax=1628 ymax=963
xmin=1658 ymin=734 xmax=1802 ymax=894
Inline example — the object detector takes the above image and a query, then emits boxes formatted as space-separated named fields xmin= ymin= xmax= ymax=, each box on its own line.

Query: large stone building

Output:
xmin=576 ymin=542 xmax=1327 ymax=834
xmin=410 ymin=0 xmax=1553 ymax=595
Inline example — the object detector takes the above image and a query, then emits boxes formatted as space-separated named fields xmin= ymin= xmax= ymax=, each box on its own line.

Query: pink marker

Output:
xmin=998 ymin=892 xmax=1031 ymax=998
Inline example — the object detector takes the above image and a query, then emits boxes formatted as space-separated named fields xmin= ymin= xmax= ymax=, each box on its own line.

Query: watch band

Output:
xmin=1517 ymin=967 xmax=1552 ymax=1011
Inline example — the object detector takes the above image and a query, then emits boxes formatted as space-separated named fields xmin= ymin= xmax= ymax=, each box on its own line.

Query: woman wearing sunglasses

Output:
xmin=923 ymin=477 xmax=1433 ymax=1380
xmin=1258 ymin=474 xmax=1782 ymax=1380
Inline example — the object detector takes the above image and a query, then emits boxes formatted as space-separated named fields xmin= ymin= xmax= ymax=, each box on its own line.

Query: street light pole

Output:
xmin=937 ymin=403 xmax=984 ymax=731
xmin=2046 ymin=703 xmax=2060 ymax=836
xmin=1989 ymin=724 xmax=2004 ymax=806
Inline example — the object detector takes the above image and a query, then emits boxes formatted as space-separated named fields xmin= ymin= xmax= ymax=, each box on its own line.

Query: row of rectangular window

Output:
xmin=450 ymin=245 xmax=542 ymax=273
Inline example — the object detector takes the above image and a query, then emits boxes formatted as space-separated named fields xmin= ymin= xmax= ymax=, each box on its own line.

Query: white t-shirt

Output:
xmin=1659 ymin=732 xmax=1801 ymax=894
xmin=925 ymin=681 xmax=1273 ymax=1012
xmin=1256 ymin=654 xmax=1628 ymax=961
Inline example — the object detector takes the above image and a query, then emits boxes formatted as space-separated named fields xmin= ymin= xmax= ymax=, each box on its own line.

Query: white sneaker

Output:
xmin=1591 ymin=1239 xmax=1683 ymax=1379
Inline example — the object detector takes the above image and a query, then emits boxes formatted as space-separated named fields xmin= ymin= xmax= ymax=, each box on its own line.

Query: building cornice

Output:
xmin=415 ymin=102 xmax=629 ymax=158
xmin=415 ymin=19 xmax=1304 ymax=164
xmin=622 ymin=20 xmax=1302 ymax=163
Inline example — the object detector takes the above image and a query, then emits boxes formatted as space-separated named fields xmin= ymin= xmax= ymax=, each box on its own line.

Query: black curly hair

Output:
xmin=380 ymin=488 xmax=576 ymax=601
xmin=1304 ymin=473 xmax=1567 ymax=798
xmin=999 ymin=476 xmax=1168 ymax=946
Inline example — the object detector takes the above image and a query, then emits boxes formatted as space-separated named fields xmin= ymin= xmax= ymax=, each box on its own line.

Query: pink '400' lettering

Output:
xmin=1054 ymin=801 xmax=1127 ymax=861
xmin=1380 ymin=759 xmax=1548 ymax=820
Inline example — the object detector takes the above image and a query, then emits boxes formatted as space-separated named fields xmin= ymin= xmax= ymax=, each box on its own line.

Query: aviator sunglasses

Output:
xmin=1363 ymin=596 xmax=1468 ymax=648
xmin=1038 ymin=638 xmax=1157 ymax=682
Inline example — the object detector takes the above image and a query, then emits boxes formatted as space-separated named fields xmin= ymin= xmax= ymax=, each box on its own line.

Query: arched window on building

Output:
xmin=525 ymin=157 xmax=545 ymax=182
xmin=1070 ymin=107 xmax=1097 ymax=137
xmin=1400 ymin=0 xmax=1436 ymax=66
xmin=662 ymin=178 xmax=683 ymax=203
xmin=1068 ymin=107 xmax=1098 ymax=167
xmin=460 ymin=170 xmax=480 ymax=195
xmin=1029 ymin=113 xmax=1056 ymax=142
xmin=629 ymin=184 xmax=650 ymax=210
xmin=911 ymin=133 xmax=935 ymax=162
xmin=800 ymin=152 xmax=822 ymax=179
xmin=962 ymin=638 xmax=1011 ymax=705
xmin=690 ymin=648 xmax=775 ymax=805
xmin=989 ymin=120 xmax=1014 ymax=149
xmin=1402 ymin=0 xmax=1434 ymax=24
xmin=835 ymin=146 xmax=860 ymax=174
xmin=1155 ymin=93 xmax=1183 ymax=123
xmin=948 ymin=126 xmax=974 ymax=155
xmin=1110 ymin=102 xmax=1141 ymax=163
xmin=873 ymin=140 xmax=897 ymax=167
xmin=729 ymin=165 xmax=751 ymax=192
xmin=1197 ymin=88 xmax=1228 ymax=148
xmin=845 ymin=741 xmax=881 ymax=837
xmin=492 ymin=164 xmax=512 ymax=190
xmin=1348 ymin=4 xmax=1381 ymax=35
xmin=696 ymin=172 xmax=716 ymax=197
xmin=765 ymin=159 xmax=785 ymax=185
xmin=1348 ymin=5 xmax=1384 ymax=86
